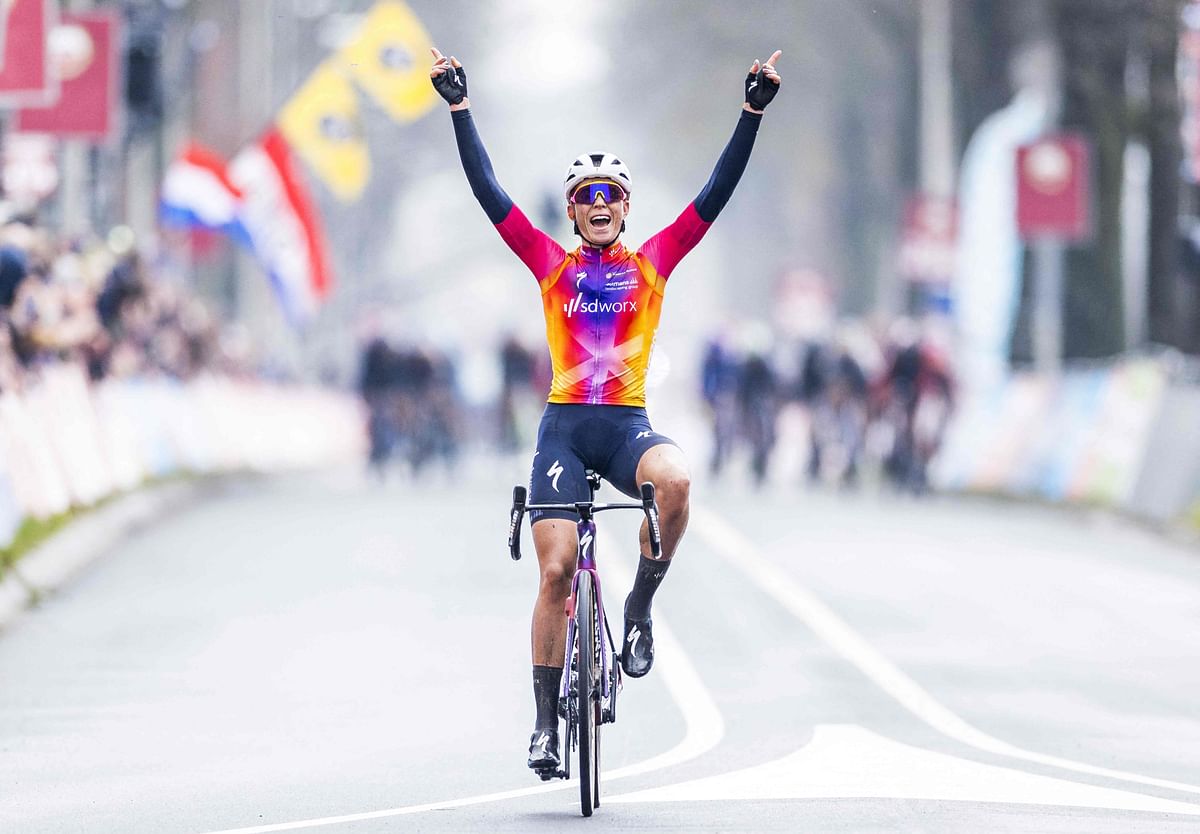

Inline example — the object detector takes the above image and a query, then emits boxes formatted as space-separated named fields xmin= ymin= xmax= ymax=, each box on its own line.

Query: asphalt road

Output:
xmin=3 ymin=461 xmax=1200 ymax=833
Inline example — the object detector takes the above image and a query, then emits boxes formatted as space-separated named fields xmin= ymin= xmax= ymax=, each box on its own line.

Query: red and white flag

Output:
xmin=228 ymin=130 xmax=333 ymax=324
xmin=160 ymin=143 xmax=244 ymax=232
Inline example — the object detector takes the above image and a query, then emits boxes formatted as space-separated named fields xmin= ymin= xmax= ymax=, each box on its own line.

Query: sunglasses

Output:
xmin=570 ymin=180 xmax=628 ymax=205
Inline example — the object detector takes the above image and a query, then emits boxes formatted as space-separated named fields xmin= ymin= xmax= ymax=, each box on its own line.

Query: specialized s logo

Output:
xmin=547 ymin=459 xmax=564 ymax=492
xmin=563 ymin=293 xmax=638 ymax=318
xmin=579 ymin=530 xmax=594 ymax=557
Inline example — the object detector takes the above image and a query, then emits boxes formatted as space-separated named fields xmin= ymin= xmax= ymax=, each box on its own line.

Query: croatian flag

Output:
xmin=160 ymin=133 xmax=332 ymax=325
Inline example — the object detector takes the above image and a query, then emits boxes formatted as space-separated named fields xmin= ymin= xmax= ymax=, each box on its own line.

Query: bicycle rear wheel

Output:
xmin=575 ymin=571 xmax=601 ymax=816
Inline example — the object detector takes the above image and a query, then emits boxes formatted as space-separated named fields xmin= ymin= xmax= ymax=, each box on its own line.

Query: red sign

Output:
xmin=899 ymin=193 xmax=957 ymax=284
xmin=15 ymin=12 xmax=119 ymax=141
xmin=1016 ymin=134 xmax=1091 ymax=242
xmin=0 ymin=0 xmax=56 ymax=105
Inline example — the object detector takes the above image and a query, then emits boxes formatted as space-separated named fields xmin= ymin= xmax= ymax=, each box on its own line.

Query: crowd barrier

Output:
xmin=0 ymin=363 xmax=366 ymax=550
xmin=931 ymin=357 xmax=1200 ymax=527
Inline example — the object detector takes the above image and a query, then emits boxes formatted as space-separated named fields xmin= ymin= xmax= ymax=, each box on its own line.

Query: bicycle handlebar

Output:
xmin=507 ymin=482 xmax=662 ymax=561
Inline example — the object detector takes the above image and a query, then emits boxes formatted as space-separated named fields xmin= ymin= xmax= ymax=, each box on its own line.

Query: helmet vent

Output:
xmin=589 ymin=153 xmax=605 ymax=167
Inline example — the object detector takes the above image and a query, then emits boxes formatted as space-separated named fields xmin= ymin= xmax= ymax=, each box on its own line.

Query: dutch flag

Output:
xmin=160 ymin=135 xmax=332 ymax=326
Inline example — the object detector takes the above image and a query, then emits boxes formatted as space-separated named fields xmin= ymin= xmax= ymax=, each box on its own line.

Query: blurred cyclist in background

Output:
xmin=800 ymin=328 xmax=870 ymax=488
xmin=498 ymin=333 xmax=539 ymax=453
xmin=874 ymin=317 xmax=955 ymax=493
xmin=736 ymin=324 xmax=779 ymax=488
xmin=431 ymin=44 xmax=781 ymax=774
xmin=700 ymin=331 xmax=741 ymax=477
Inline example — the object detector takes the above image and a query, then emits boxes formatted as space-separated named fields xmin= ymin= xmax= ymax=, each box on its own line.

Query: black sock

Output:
xmin=624 ymin=555 xmax=671 ymax=621
xmin=532 ymin=665 xmax=563 ymax=731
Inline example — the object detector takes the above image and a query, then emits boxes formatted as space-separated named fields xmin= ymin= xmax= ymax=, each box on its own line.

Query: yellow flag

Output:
xmin=276 ymin=60 xmax=369 ymax=202
xmin=337 ymin=0 xmax=437 ymax=124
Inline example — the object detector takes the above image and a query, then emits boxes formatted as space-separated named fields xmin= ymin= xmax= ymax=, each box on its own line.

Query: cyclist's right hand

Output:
xmin=430 ymin=47 xmax=468 ymax=106
xmin=744 ymin=49 xmax=782 ymax=113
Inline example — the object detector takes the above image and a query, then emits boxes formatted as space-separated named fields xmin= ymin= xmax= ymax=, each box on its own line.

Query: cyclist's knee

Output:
xmin=538 ymin=559 xmax=573 ymax=595
xmin=637 ymin=446 xmax=691 ymax=502
xmin=654 ymin=469 xmax=691 ymax=512
xmin=532 ymin=519 xmax=577 ymax=594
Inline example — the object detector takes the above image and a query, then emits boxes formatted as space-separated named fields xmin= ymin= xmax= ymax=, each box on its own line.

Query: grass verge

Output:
xmin=0 ymin=472 xmax=203 ymax=583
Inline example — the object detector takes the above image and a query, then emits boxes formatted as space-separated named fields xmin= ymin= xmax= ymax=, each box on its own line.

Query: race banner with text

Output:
xmin=15 ymin=10 xmax=119 ymax=141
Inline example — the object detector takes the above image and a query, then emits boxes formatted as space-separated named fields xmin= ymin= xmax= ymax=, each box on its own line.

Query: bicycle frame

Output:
xmin=507 ymin=478 xmax=662 ymax=775
xmin=560 ymin=502 xmax=613 ymax=706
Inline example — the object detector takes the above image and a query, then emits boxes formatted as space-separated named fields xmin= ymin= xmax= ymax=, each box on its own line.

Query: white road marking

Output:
xmin=690 ymin=507 xmax=1200 ymax=798
xmin=609 ymin=724 xmax=1200 ymax=815
xmin=194 ymin=536 xmax=722 ymax=834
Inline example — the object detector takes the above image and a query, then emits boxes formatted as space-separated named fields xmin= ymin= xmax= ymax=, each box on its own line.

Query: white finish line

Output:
xmin=689 ymin=507 xmax=1200 ymax=800
xmin=195 ymin=537 xmax=723 ymax=834
xmin=609 ymin=724 xmax=1200 ymax=815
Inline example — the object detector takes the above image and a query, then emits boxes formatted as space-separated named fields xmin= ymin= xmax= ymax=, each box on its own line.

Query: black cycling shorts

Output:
xmin=528 ymin=403 xmax=678 ymax=523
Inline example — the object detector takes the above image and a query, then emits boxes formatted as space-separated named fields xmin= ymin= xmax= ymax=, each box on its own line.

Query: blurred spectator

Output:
xmin=0 ymin=218 xmax=249 ymax=400
xmin=0 ymin=245 xmax=28 ymax=309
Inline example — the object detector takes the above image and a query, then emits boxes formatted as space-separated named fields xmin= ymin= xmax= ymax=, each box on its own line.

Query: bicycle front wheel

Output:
xmin=575 ymin=571 xmax=601 ymax=817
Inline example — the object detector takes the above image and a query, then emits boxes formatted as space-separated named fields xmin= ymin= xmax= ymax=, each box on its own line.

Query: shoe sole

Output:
xmin=621 ymin=656 xmax=653 ymax=678
xmin=529 ymin=761 xmax=561 ymax=779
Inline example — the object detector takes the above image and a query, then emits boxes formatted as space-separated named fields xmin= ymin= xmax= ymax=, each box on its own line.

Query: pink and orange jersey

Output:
xmin=496 ymin=204 xmax=711 ymax=406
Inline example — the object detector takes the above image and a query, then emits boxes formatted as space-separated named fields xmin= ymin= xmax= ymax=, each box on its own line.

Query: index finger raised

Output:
xmin=430 ymin=46 xmax=445 ymax=61
xmin=764 ymin=49 xmax=782 ymax=68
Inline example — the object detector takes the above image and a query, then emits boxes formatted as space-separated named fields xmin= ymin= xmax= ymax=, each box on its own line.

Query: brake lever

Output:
xmin=509 ymin=486 xmax=526 ymax=561
xmin=639 ymin=482 xmax=662 ymax=560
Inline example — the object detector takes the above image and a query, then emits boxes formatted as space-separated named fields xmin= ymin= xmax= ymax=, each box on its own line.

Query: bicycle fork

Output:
xmin=560 ymin=515 xmax=620 ymax=728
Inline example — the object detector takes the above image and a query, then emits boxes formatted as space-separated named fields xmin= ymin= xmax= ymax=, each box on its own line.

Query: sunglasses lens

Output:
xmin=572 ymin=181 xmax=626 ymax=204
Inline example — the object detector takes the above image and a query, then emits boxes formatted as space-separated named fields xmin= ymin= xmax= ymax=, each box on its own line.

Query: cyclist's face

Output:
xmin=567 ymin=182 xmax=629 ymax=247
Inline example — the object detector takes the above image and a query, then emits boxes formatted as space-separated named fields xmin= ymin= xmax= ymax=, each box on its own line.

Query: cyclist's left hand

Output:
xmin=744 ymin=50 xmax=782 ymax=113
xmin=430 ymin=47 xmax=468 ymax=107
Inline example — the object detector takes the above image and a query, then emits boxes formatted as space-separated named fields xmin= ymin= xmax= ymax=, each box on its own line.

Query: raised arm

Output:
xmin=430 ymin=48 xmax=510 ymax=223
xmin=430 ymin=48 xmax=564 ymax=278
xmin=694 ymin=50 xmax=782 ymax=222
xmin=640 ymin=51 xmax=782 ymax=280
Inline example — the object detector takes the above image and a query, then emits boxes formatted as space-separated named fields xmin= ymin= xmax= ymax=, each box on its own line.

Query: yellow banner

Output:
xmin=338 ymin=0 xmax=437 ymax=124
xmin=276 ymin=60 xmax=369 ymax=202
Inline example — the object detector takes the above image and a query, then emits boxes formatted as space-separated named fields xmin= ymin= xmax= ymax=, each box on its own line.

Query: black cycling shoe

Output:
xmin=621 ymin=616 xmax=654 ymax=678
xmin=527 ymin=728 xmax=560 ymax=774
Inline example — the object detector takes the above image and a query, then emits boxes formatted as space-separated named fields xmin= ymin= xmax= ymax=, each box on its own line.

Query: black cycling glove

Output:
xmin=432 ymin=62 xmax=468 ymax=105
xmin=744 ymin=64 xmax=778 ymax=112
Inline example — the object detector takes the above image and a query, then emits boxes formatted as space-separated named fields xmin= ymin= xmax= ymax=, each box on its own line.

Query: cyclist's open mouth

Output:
xmin=588 ymin=213 xmax=613 ymax=232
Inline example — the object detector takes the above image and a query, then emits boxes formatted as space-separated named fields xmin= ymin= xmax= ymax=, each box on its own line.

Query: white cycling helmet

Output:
xmin=563 ymin=151 xmax=632 ymax=200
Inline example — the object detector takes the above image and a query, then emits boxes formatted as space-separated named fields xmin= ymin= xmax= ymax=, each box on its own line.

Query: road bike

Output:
xmin=507 ymin=471 xmax=662 ymax=817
